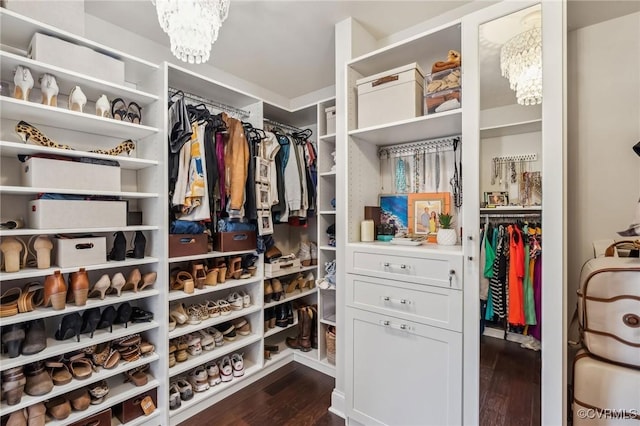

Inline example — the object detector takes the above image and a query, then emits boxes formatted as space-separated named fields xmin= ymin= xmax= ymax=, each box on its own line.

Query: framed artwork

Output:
xmin=408 ymin=193 xmax=452 ymax=236
xmin=484 ymin=191 xmax=509 ymax=207
xmin=379 ymin=194 xmax=408 ymax=236
xmin=258 ymin=210 xmax=274 ymax=235
xmin=256 ymin=184 xmax=270 ymax=209
xmin=256 ymin=158 xmax=270 ymax=184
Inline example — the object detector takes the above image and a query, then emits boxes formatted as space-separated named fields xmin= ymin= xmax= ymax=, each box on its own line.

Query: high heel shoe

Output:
xmin=28 ymin=235 xmax=53 ymax=269
xmin=67 ymin=268 xmax=89 ymax=306
xmin=204 ymin=266 xmax=219 ymax=286
xmin=88 ymin=274 xmax=111 ymax=300
xmin=55 ymin=313 xmax=81 ymax=342
xmin=126 ymin=101 xmax=142 ymax=124
xmin=39 ymin=73 xmax=58 ymax=106
xmin=191 ymin=263 xmax=206 ymax=289
xmin=126 ymin=231 xmax=146 ymax=259
xmin=108 ymin=272 xmax=126 ymax=296
xmin=81 ymin=307 xmax=101 ymax=337
xmin=108 ymin=231 xmax=126 ymax=261
xmin=89 ymin=139 xmax=136 ymax=156
xmin=123 ymin=268 xmax=141 ymax=293
xmin=138 ymin=271 xmax=157 ymax=292
xmin=68 ymin=86 xmax=87 ymax=112
xmin=264 ymin=280 xmax=273 ymax=303
xmin=111 ymin=98 xmax=127 ymax=120
xmin=97 ymin=305 xmax=117 ymax=332
xmin=0 ymin=237 xmax=27 ymax=273
xmin=13 ymin=65 xmax=34 ymax=101
xmin=2 ymin=323 xmax=25 ymax=358
xmin=114 ymin=302 xmax=132 ymax=328
xmin=227 ymin=257 xmax=242 ymax=280
xmin=14 ymin=121 xmax=75 ymax=150
xmin=43 ymin=270 xmax=67 ymax=310
xmin=95 ymin=94 xmax=110 ymax=117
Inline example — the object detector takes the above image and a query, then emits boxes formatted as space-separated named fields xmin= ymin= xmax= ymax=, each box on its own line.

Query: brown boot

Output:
xmin=43 ymin=270 xmax=67 ymax=310
xmin=309 ymin=305 xmax=318 ymax=349
xmin=67 ymin=268 xmax=89 ymax=306
xmin=286 ymin=307 xmax=312 ymax=352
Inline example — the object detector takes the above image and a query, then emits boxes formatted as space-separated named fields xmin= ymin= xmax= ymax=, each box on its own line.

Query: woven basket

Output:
xmin=326 ymin=326 xmax=336 ymax=365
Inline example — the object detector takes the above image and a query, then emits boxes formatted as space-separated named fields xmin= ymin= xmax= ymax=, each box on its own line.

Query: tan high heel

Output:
xmin=28 ymin=235 xmax=53 ymax=269
xmin=43 ymin=270 xmax=67 ymax=310
xmin=1 ymin=237 xmax=27 ymax=273
xmin=123 ymin=268 xmax=141 ymax=293
xmin=228 ymin=257 xmax=242 ymax=280
xmin=177 ymin=271 xmax=194 ymax=294
xmin=88 ymin=274 xmax=111 ymax=300
xmin=191 ymin=263 xmax=206 ymax=289
xmin=108 ymin=272 xmax=126 ymax=296
xmin=138 ymin=271 xmax=157 ymax=292
xmin=205 ymin=266 xmax=219 ymax=286
xmin=214 ymin=260 xmax=227 ymax=283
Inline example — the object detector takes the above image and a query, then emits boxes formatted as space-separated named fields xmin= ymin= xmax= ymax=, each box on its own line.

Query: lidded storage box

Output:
xmin=325 ymin=106 xmax=336 ymax=135
xmin=356 ymin=63 xmax=424 ymax=129
xmin=21 ymin=156 xmax=121 ymax=192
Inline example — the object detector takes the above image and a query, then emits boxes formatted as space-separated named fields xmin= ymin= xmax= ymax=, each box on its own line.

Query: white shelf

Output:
xmin=0 ymin=353 xmax=159 ymax=416
xmin=47 ymin=378 xmax=159 ymax=426
xmin=319 ymin=133 xmax=336 ymax=142
xmin=0 ymin=225 xmax=159 ymax=237
xmin=111 ymin=409 xmax=161 ymax=426
xmin=319 ymin=171 xmax=336 ymax=177
xmin=263 ymin=287 xmax=318 ymax=309
xmin=0 ymin=141 xmax=159 ymax=170
xmin=0 ymin=320 xmax=159 ymax=372
xmin=480 ymin=119 xmax=542 ymax=138
xmin=264 ymin=264 xmax=317 ymax=279
xmin=347 ymin=241 xmax=464 ymax=256
xmin=480 ymin=206 xmax=542 ymax=213
xmin=0 ymin=96 xmax=159 ymax=140
xmin=264 ymin=320 xmax=299 ymax=339
xmin=321 ymin=314 xmax=336 ymax=327
xmin=169 ymin=334 xmax=261 ymax=378
xmin=263 ymin=345 xmax=294 ymax=363
xmin=169 ymin=249 xmax=256 ymax=263
xmin=0 ymin=257 xmax=159 ymax=282
xmin=168 ymin=276 xmax=262 ymax=302
xmin=169 ymin=362 xmax=260 ymax=418
xmin=0 ymin=185 xmax=158 ymax=199
xmin=0 ymin=289 xmax=160 ymax=326
xmin=317 ymin=357 xmax=337 ymax=371
xmin=0 ymin=51 xmax=159 ymax=107
xmin=168 ymin=305 xmax=261 ymax=340
xmin=348 ymin=109 xmax=461 ymax=145
xmin=319 ymin=245 xmax=336 ymax=251
xmin=318 ymin=210 xmax=336 ymax=215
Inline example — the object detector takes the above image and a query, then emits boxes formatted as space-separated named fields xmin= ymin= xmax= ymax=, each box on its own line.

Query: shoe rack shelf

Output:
xmin=0 ymin=257 xmax=160 ymax=282
xmin=264 ymin=319 xmax=299 ymax=339
xmin=319 ymin=171 xmax=336 ymax=177
xmin=319 ymin=133 xmax=336 ymax=143
xmin=168 ymin=305 xmax=261 ymax=340
xmin=0 ymin=225 xmax=159 ymax=238
xmin=46 ymin=377 xmax=160 ymax=426
xmin=168 ymin=276 xmax=261 ymax=302
xmin=0 ymin=320 xmax=159 ymax=372
xmin=169 ymin=249 xmax=257 ymax=263
xmin=319 ymin=245 xmax=336 ymax=251
xmin=0 ymin=289 xmax=160 ymax=326
xmin=0 ymin=352 xmax=160 ymax=417
xmin=264 ymin=264 xmax=317 ymax=280
xmin=0 ymin=185 xmax=158 ymax=199
xmin=320 ymin=314 xmax=336 ymax=327
xmin=318 ymin=210 xmax=336 ymax=215
xmin=169 ymin=334 xmax=261 ymax=378
xmin=263 ymin=287 xmax=318 ymax=309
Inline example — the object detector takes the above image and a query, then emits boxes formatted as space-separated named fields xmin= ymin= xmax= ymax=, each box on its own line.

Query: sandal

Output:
xmin=187 ymin=305 xmax=203 ymax=324
xmin=111 ymin=98 xmax=127 ymax=121
xmin=17 ymin=282 xmax=44 ymax=313
xmin=205 ymin=300 xmax=220 ymax=317
xmin=126 ymin=101 xmax=142 ymax=124
xmin=0 ymin=287 xmax=22 ymax=317
xmin=217 ymin=299 xmax=231 ymax=316
xmin=131 ymin=306 xmax=153 ymax=323
xmin=124 ymin=364 xmax=148 ymax=387
xmin=90 ymin=342 xmax=110 ymax=367
xmin=191 ymin=263 xmax=206 ymax=289
xmin=27 ymin=235 xmax=53 ymax=269
xmin=46 ymin=359 xmax=72 ymax=385
xmin=177 ymin=271 xmax=194 ymax=294
xmin=140 ymin=340 xmax=155 ymax=355
xmin=115 ymin=333 xmax=141 ymax=347
xmin=88 ymin=379 xmax=109 ymax=404
xmin=67 ymin=353 xmax=93 ymax=380
xmin=204 ymin=266 xmax=219 ymax=286
xmin=170 ymin=303 xmax=188 ymax=325
xmin=0 ymin=237 xmax=27 ymax=273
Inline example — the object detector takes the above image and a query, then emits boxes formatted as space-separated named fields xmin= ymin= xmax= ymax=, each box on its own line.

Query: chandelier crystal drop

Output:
xmin=152 ymin=0 xmax=230 ymax=64
xmin=500 ymin=26 xmax=542 ymax=106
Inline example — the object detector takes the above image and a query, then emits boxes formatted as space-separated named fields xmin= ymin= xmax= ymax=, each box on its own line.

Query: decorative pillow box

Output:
xmin=215 ymin=231 xmax=257 ymax=253
xmin=264 ymin=258 xmax=301 ymax=275
xmin=356 ymin=63 xmax=424 ymax=129
xmin=113 ymin=388 xmax=157 ymax=424
xmin=28 ymin=200 xmax=127 ymax=229
xmin=55 ymin=236 xmax=106 ymax=268
xmin=169 ymin=234 xmax=208 ymax=258
xmin=21 ymin=156 xmax=121 ymax=192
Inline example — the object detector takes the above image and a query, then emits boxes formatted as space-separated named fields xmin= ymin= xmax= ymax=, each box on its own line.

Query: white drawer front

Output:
xmin=347 ymin=273 xmax=462 ymax=331
xmin=347 ymin=245 xmax=463 ymax=289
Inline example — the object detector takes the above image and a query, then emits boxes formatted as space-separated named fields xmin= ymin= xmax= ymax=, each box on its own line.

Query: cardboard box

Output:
xmin=264 ymin=258 xmax=301 ymax=275
xmin=28 ymin=33 xmax=125 ymax=86
xmin=356 ymin=63 xmax=424 ymax=128
xmin=21 ymin=157 xmax=121 ymax=192
xmin=215 ymin=231 xmax=257 ymax=253
xmin=55 ymin=236 xmax=106 ymax=268
xmin=28 ymin=200 xmax=127 ymax=229
xmin=3 ymin=0 xmax=85 ymax=36
xmin=325 ymin=106 xmax=336 ymax=134
xmin=169 ymin=234 xmax=208 ymax=258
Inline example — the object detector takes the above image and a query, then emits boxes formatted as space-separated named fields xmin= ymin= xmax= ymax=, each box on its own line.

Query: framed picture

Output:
xmin=255 ymin=157 xmax=270 ymax=184
xmin=379 ymin=194 xmax=409 ymax=236
xmin=258 ymin=210 xmax=274 ymax=235
xmin=407 ymin=193 xmax=452 ymax=236
xmin=484 ymin=191 xmax=509 ymax=207
xmin=256 ymin=184 xmax=270 ymax=209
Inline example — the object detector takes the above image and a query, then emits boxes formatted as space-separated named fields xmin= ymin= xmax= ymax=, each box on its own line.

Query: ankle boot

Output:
xmin=309 ymin=305 xmax=318 ymax=349
xmin=275 ymin=304 xmax=288 ymax=328
xmin=43 ymin=270 xmax=67 ymax=310
xmin=22 ymin=319 xmax=46 ymax=355
xmin=67 ymin=268 xmax=89 ymax=306
xmin=286 ymin=302 xmax=294 ymax=325
xmin=108 ymin=231 xmax=126 ymax=261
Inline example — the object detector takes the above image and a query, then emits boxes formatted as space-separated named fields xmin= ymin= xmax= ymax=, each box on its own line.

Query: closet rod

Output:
xmin=480 ymin=212 xmax=542 ymax=219
xmin=168 ymin=86 xmax=251 ymax=119
xmin=378 ymin=135 xmax=461 ymax=158
xmin=263 ymin=118 xmax=303 ymax=133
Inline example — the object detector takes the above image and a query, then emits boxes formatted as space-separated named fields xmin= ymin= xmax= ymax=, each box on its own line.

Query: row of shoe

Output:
xmin=169 ymin=255 xmax=258 ymax=294
xmin=108 ymin=231 xmax=147 ymax=261
xmin=168 ymin=291 xmax=251 ymax=330
xmin=0 ymin=235 xmax=53 ymax=273
xmin=264 ymin=302 xmax=294 ymax=331
xmin=285 ymin=304 xmax=319 ymax=353
xmin=169 ymin=353 xmax=244 ymax=410
xmin=12 ymin=66 xmax=143 ymax=124
xmin=264 ymin=272 xmax=315 ymax=303
xmin=317 ymin=259 xmax=336 ymax=290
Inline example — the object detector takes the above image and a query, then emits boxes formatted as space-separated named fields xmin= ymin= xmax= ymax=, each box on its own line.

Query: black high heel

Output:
xmin=109 ymin=232 xmax=126 ymax=261
xmin=97 ymin=306 xmax=117 ymax=333
xmin=55 ymin=313 xmax=82 ymax=342
xmin=114 ymin=303 xmax=132 ymax=329
xmin=81 ymin=308 xmax=101 ymax=338
xmin=2 ymin=323 xmax=25 ymax=358
xmin=126 ymin=231 xmax=146 ymax=259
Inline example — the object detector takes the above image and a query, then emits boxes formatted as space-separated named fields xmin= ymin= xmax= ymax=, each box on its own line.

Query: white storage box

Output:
xmin=2 ymin=0 xmax=85 ymax=36
xmin=28 ymin=33 xmax=125 ymax=86
xmin=29 ymin=200 xmax=127 ymax=229
xmin=356 ymin=63 xmax=424 ymax=129
xmin=325 ymin=106 xmax=336 ymax=135
xmin=21 ymin=157 xmax=121 ymax=192
xmin=264 ymin=258 xmax=301 ymax=276
xmin=55 ymin=236 xmax=106 ymax=268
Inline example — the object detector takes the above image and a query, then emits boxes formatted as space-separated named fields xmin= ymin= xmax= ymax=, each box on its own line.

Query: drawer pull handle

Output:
xmin=400 ymin=324 xmax=407 ymax=330
xmin=383 ymin=320 xmax=390 ymax=326
xmin=383 ymin=296 xmax=390 ymax=301
xmin=449 ymin=269 xmax=455 ymax=287
xmin=400 ymin=264 xmax=407 ymax=269
xmin=381 ymin=296 xmax=412 ymax=305
xmin=383 ymin=262 xmax=390 ymax=267
xmin=380 ymin=320 xmax=412 ymax=332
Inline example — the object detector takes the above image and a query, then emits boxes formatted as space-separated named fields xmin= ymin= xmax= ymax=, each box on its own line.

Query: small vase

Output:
xmin=437 ymin=229 xmax=458 ymax=246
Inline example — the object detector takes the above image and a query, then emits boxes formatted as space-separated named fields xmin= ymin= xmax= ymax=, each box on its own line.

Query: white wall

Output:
xmin=567 ymin=12 xmax=640 ymax=316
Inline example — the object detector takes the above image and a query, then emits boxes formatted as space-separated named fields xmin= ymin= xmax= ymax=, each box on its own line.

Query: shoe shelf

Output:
xmin=320 ymin=314 xmax=336 ymax=327
xmin=111 ymin=408 xmax=161 ymax=426
xmin=46 ymin=377 xmax=159 ymax=426
xmin=0 ymin=141 xmax=159 ymax=171
xmin=264 ymin=264 xmax=317 ymax=279
xmin=168 ymin=249 xmax=257 ymax=263
xmin=263 ymin=287 xmax=318 ymax=309
xmin=0 ymin=225 xmax=160 ymax=238
xmin=0 ymin=96 xmax=160 ymax=140
xmin=264 ymin=319 xmax=299 ymax=339
xmin=169 ymin=334 xmax=261 ymax=378
xmin=318 ymin=210 xmax=336 ymax=215
xmin=319 ymin=245 xmax=336 ymax=251
xmin=0 ymin=289 xmax=160 ymax=326
xmin=0 ymin=51 xmax=159 ymax=107
xmin=168 ymin=305 xmax=261 ymax=340
xmin=319 ymin=133 xmax=336 ymax=143
xmin=319 ymin=171 xmax=336 ymax=177
xmin=0 ymin=185 xmax=158 ymax=199
xmin=168 ymin=276 xmax=261 ymax=302
xmin=0 ymin=352 xmax=160 ymax=416
xmin=0 ymin=320 xmax=159 ymax=372
xmin=168 ymin=362 xmax=260 ymax=419
xmin=0 ymin=257 xmax=160 ymax=282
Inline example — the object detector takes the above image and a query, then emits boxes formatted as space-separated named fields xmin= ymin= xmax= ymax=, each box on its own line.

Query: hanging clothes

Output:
xmin=507 ymin=225 xmax=525 ymax=325
xmin=489 ymin=225 xmax=508 ymax=319
xmin=222 ymin=112 xmax=249 ymax=219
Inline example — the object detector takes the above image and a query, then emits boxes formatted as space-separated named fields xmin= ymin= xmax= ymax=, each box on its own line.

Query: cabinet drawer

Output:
xmin=347 ymin=244 xmax=463 ymax=289
xmin=347 ymin=273 xmax=462 ymax=331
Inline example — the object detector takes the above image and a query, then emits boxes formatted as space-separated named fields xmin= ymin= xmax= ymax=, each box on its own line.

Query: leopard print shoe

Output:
xmin=15 ymin=121 xmax=74 ymax=150
xmin=89 ymin=140 xmax=135 ymax=156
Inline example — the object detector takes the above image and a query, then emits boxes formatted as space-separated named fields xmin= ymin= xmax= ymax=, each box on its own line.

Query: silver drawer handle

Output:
xmin=449 ymin=269 xmax=455 ymax=287
xmin=380 ymin=320 xmax=411 ymax=332
xmin=382 ymin=296 xmax=412 ymax=305
xmin=400 ymin=264 xmax=407 ymax=269
xmin=383 ymin=262 xmax=390 ymax=267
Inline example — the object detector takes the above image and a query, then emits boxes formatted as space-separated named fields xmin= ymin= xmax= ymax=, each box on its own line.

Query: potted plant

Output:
xmin=437 ymin=213 xmax=457 ymax=245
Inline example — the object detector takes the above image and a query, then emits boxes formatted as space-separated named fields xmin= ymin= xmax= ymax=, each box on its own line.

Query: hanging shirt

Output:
xmin=507 ymin=225 xmax=525 ymax=325
xmin=522 ymin=225 xmax=537 ymax=325
xmin=489 ymin=226 xmax=508 ymax=319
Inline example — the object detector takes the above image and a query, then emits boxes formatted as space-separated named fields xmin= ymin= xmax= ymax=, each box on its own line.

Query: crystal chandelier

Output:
xmin=500 ymin=11 xmax=542 ymax=106
xmin=152 ymin=0 xmax=230 ymax=64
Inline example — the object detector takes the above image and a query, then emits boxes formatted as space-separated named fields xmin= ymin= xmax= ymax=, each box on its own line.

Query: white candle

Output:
xmin=361 ymin=220 xmax=375 ymax=242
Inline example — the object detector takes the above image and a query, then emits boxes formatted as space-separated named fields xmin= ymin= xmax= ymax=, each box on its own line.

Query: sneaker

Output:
xmin=205 ymin=300 xmax=220 ymax=318
xmin=227 ymin=292 xmax=243 ymax=311
xmin=169 ymin=382 xmax=181 ymax=410
xmin=324 ymin=260 xmax=336 ymax=285
xmin=219 ymin=322 xmax=236 ymax=341
xmin=206 ymin=327 xmax=224 ymax=347
xmin=240 ymin=290 xmax=251 ymax=308
xmin=231 ymin=353 xmax=244 ymax=377
xmin=310 ymin=242 xmax=317 ymax=265
xmin=296 ymin=240 xmax=311 ymax=266
xmin=176 ymin=379 xmax=193 ymax=401
xmin=186 ymin=335 xmax=202 ymax=356
xmin=205 ymin=362 xmax=221 ymax=386
xmin=197 ymin=330 xmax=215 ymax=351
xmin=186 ymin=305 xmax=202 ymax=325
xmin=218 ymin=356 xmax=233 ymax=382
xmin=187 ymin=368 xmax=209 ymax=392
xmin=232 ymin=317 xmax=251 ymax=336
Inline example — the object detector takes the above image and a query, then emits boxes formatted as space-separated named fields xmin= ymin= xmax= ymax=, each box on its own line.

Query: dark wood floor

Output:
xmin=480 ymin=336 xmax=541 ymax=426
xmin=179 ymin=362 xmax=344 ymax=426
